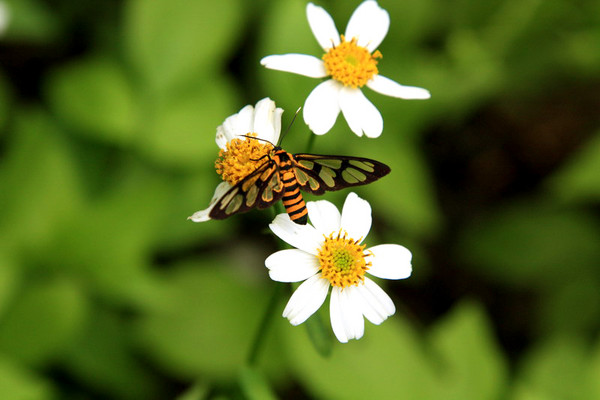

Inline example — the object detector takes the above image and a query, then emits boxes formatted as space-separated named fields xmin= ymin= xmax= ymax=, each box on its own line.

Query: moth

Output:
xmin=209 ymin=144 xmax=391 ymax=225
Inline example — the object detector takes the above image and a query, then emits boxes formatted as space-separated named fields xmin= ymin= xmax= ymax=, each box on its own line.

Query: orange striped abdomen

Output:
xmin=280 ymin=169 xmax=308 ymax=225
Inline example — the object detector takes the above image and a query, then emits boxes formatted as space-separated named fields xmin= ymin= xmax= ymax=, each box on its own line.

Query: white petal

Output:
xmin=220 ymin=104 xmax=254 ymax=143
xmin=344 ymin=0 xmax=390 ymax=52
xmin=272 ymin=107 xmax=284 ymax=144
xmin=367 ymin=75 xmax=431 ymax=99
xmin=355 ymin=283 xmax=388 ymax=325
xmin=303 ymin=79 xmax=342 ymax=135
xmin=235 ymin=104 xmax=256 ymax=134
xmin=340 ymin=192 xmax=371 ymax=244
xmin=329 ymin=287 xmax=347 ymax=343
xmin=330 ymin=286 xmax=364 ymax=343
xmin=269 ymin=214 xmax=322 ymax=255
xmin=339 ymin=87 xmax=383 ymax=138
xmin=215 ymin=124 xmax=228 ymax=149
xmin=265 ymin=249 xmax=320 ymax=283
xmin=306 ymin=3 xmax=340 ymax=50
xmin=306 ymin=200 xmax=341 ymax=237
xmin=253 ymin=97 xmax=283 ymax=145
xmin=283 ymin=274 xmax=330 ymax=326
xmin=188 ymin=182 xmax=231 ymax=222
xmin=260 ymin=54 xmax=328 ymax=78
xmin=367 ymin=244 xmax=412 ymax=280
xmin=343 ymin=288 xmax=366 ymax=340
xmin=357 ymin=278 xmax=396 ymax=324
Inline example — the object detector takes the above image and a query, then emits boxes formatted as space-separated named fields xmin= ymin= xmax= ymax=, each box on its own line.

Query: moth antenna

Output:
xmin=238 ymin=134 xmax=275 ymax=146
xmin=236 ymin=134 xmax=276 ymax=162
xmin=278 ymin=107 xmax=302 ymax=145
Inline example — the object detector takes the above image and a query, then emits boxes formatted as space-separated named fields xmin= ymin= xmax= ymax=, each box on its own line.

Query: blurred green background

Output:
xmin=0 ymin=0 xmax=599 ymax=398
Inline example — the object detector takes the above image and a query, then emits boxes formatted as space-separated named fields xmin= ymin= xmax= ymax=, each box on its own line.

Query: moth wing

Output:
xmin=208 ymin=161 xmax=285 ymax=220
xmin=292 ymin=154 xmax=391 ymax=195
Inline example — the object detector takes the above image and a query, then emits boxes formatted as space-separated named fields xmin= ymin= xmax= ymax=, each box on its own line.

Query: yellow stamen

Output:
xmin=318 ymin=229 xmax=371 ymax=288
xmin=322 ymin=35 xmax=382 ymax=88
xmin=215 ymin=134 xmax=273 ymax=186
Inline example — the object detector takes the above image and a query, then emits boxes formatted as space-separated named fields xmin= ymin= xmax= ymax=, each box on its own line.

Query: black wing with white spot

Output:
xmin=208 ymin=160 xmax=285 ymax=220
xmin=291 ymin=154 xmax=391 ymax=195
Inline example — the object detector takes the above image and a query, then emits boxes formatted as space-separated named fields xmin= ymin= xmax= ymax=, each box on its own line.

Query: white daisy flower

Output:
xmin=265 ymin=192 xmax=412 ymax=343
xmin=188 ymin=98 xmax=283 ymax=222
xmin=261 ymin=0 xmax=430 ymax=138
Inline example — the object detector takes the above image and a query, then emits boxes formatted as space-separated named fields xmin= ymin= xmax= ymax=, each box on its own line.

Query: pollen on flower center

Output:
xmin=322 ymin=35 xmax=382 ymax=88
xmin=318 ymin=229 xmax=371 ymax=288
xmin=215 ymin=134 xmax=273 ymax=186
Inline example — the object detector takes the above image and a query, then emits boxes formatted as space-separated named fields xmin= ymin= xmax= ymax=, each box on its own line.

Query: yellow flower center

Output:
xmin=318 ymin=229 xmax=371 ymax=288
xmin=215 ymin=134 xmax=273 ymax=186
xmin=322 ymin=35 xmax=382 ymax=88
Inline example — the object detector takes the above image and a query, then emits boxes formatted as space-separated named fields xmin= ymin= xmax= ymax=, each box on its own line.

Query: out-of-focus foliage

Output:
xmin=0 ymin=0 xmax=599 ymax=398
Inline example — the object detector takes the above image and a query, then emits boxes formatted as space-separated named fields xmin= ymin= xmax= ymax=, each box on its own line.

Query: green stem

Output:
xmin=305 ymin=133 xmax=317 ymax=153
xmin=247 ymin=118 xmax=319 ymax=365
xmin=274 ymin=201 xmax=285 ymax=217
xmin=247 ymin=282 xmax=284 ymax=365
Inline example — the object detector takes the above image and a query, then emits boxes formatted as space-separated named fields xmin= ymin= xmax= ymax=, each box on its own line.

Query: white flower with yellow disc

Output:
xmin=265 ymin=192 xmax=412 ymax=343
xmin=188 ymin=98 xmax=282 ymax=222
xmin=261 ymin=0 xmax=430 ymax=138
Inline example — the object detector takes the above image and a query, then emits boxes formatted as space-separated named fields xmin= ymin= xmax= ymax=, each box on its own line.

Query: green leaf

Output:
xmin=382 ymin=141 xmax=442 ymax=238
xmin=304 ymin=308 xmax=334 ymax=358
xmin=62 ymin=308 xmax=168 ymax=400
xmin=0 ymin=109 xmax=83 ymax=254
xmin=383 ymin=0 xmax=441 ymax=46
xmin=536 ymin=278 xmax=600 ymax=336
xmin=0 ymin=249 xmax=19 ymax=319
xmin=149 ymin=170 xmax=229 ymax=252
xmin=0 ymin=278 xmax=88 ymax=367
xmin=429 ymin=301 xmax=508 ymax=400
xmin=587 ymin=335 xmax=600 ymax=399
xmin=37 ymin=169 xmax=170 ymax=305
xmin=257 ymin=0 xmax=316 ymax=55
xmin=442 ymin=28 xmax=503 ymax=109
xmin=238 ymin=367 xmax=278 ymax=400
xmin=0 ymin=356 xmax=55 ymax=400
xmin=45 ymin=56 xmax=138 ymax=145
xmin=456 ymin=201 xmax=600 ymax=287
xmin=546 ymin=130 xmax=600 ymax=205
xmin=284 ymin=311 xmax=436 ymax=400
xmin=515 ymin=336 xmax=591 ymax=400
xmin=137 ymin=77 xmax=239 ymax=169
xmin=562 ymin=28 xmax=600 ymax=77
xmin=479 ymin=0 xmax=543 ymax=56
xmin=3 ymin=0 xmax=60 ymax=42
xmin=346 ymin=137 xmax=442 ymax=239
xmin=509 ymin=384 xmax=556 ymax=400
xmin=176 ymin=382 xmax=209 ymax=400
xmin=134 ymin=263 xmax=270 ymax=381
xmin=123 ymin=0 xmax=244 ymax=95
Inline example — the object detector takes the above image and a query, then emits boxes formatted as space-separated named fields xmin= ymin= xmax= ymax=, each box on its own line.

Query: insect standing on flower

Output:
xmin=209 ymin=136 xmax=391 ymax=224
